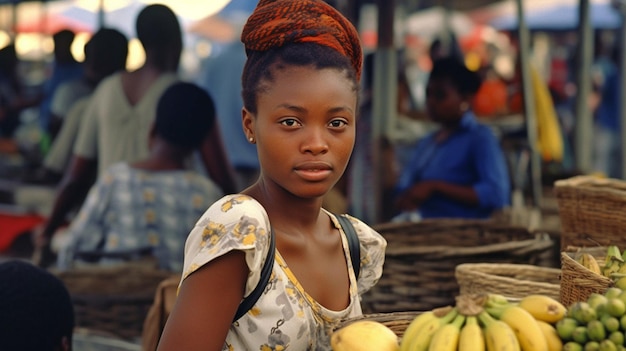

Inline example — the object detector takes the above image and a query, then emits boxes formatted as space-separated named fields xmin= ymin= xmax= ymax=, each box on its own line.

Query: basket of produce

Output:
xmin=360 ymin=219 xmax=555 ymax=313
xmin=53 ymin=263 xmax=177 ymax=340
xmin=559 ymin=245 xmax=626 ymax=307
xmin=554 ymin=175 xmax=626 ymax=250
xmin=455 ymin=263 xmax=561 ymax=301
xmin=331 ymin=293 xmax=567 ymax=351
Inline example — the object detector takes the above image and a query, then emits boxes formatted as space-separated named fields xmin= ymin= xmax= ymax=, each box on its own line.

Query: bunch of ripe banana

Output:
xmin=398 ymin=293 xmax=567 ymax=351
xmin=557 ymin=287 xmax=626 ymax=351
xmin=577 ymin=245 xmax=626 ymax=289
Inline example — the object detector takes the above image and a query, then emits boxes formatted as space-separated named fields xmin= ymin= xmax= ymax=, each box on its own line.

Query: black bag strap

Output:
xmin=233 ymin=213 xmax=360 ymax=321
xmin=233 ymin=227 xmax=275 ymax=322
xmin=336 ymin=214 xmax=361 ymax=280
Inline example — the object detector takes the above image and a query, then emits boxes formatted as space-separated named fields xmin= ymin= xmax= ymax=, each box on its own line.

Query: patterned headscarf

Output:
xmin=241 ymin=0 xmax=362 ymax=81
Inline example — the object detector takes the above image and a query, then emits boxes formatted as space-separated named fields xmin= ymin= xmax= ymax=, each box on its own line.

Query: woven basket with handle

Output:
xmin=361 ymin=219 xmax=555 ymax=314
xmin=455 ymin=263 xmax=561 ymax=301
xmin=555 ymin=175 xmax=626 ymax=250
xmin=559 ymin=246 xmax=614 ymax=307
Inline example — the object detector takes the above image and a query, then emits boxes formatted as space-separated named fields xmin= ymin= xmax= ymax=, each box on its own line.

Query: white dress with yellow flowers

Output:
xmin=181 ymin=194 xmax=387 ymax=351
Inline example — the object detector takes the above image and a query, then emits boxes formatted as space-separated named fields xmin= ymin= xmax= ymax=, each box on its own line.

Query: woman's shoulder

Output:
xmin=196 ymin=194 xmax=269 ymax=229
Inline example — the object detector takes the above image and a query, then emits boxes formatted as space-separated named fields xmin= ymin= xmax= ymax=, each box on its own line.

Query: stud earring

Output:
xmin=249 ymin=137 xmax=255 ymax=143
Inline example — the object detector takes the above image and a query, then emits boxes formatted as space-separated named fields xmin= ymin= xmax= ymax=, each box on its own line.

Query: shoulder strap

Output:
xmin=233 ymin=228 xmax=275 ymax=322
xmin=232 ymin=214 xmax=360 ymax=321
xmin=337 ymin=214 xmax=361 ymax=279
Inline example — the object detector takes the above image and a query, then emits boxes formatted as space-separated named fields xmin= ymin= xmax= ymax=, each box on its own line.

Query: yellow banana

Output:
xmin=536 ymin=320 xmax=563 ymax=351
xmin=518 ymin=295 xmax=567 ymax=324
xmin=487 ymin=305 xmax=548 ymax=351
xmin=577 ymin=253 xmax=602 ymax=275
xmin=478 ymin=311 xmax=521 ymax=351
xmin=427 ymin=314 xmax=465 ymax=351
xmin=458 ymin=316 xmax=485 ymax=351
xmin=530 ymin=64 xmax=563 ymax=162
xmin=400 ymin=312 xmax=438 ymax=351
xmin=406 ymin=308 xmax=458 ymax=351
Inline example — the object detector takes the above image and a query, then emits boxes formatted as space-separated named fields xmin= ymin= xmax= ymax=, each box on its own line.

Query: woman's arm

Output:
xmin=157 ymin=250 xmax=248 ymax=351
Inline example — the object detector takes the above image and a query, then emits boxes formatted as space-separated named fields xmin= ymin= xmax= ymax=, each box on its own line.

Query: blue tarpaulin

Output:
xmin=491 ymin=2 xmax=622 ymax=30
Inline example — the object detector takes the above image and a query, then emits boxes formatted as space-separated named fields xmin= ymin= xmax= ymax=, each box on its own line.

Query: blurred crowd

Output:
xmin=0 ymin=0 xmax=622 ymax=304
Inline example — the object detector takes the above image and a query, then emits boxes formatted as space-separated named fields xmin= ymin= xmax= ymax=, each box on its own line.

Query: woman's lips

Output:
xmin=294 ymin=162 xmax=332 ymax=181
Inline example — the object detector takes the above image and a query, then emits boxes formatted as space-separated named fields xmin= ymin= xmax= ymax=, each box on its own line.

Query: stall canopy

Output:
xmin=490 ymin=0 xmax=621 ymax=30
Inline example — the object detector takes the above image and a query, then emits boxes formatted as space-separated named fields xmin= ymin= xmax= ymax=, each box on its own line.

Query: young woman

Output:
xmin=156 ymin=1 xmax=386 ymax=350
xmin=394 ymin=57 xmax=511 ymax=220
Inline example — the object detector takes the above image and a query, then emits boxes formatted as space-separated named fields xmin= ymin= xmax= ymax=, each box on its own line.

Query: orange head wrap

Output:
xmin=241 ymin=0 xmax=362 ymax=81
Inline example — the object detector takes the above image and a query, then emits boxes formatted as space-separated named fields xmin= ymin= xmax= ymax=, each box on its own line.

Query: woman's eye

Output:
xmin=280 ymin=119 xmax=300 ymax=127
xmin=329 ymin=119 xmax=347 ymax=128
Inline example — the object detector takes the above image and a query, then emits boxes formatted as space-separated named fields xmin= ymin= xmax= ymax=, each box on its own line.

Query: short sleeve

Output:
xmin=181 ymin=194 xmax=273 ymax=298
xmin=334 ymin=214 xmax=387 ymax=295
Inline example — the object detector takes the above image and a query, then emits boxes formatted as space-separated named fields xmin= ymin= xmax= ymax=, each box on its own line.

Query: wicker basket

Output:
xmin=455 ymin=263 xmax=561 ymax=301
xmin=554 ymin=176 xmax=626 ymax=250
xmin=560 ymin=246 xmax=614 ymax=307
xmin=330 ymin=311 xmax=421 ymax=339
xmin=53 ymin=264 xmax=177 ymax=340
xmin=361 ymin=220 xmax=555 ymax=314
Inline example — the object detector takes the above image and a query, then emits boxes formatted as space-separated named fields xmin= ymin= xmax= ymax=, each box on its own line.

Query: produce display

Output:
xmin=557 ymin=287 xmax=626 ymax=351
xmin=330 ymin=293 xmax=567 ymax=351
xmin=577 ymin=245 xmax=626 ymax=289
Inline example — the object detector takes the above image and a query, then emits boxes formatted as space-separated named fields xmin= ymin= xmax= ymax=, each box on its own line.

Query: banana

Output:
xmin=578 ymin=253 xmax=602 ymax=275
xmin=536 ymin=320 xmax=563 ymax=351
xmin=487 ymin=304 xmax=548 ymax=351
xmin=518 ymin=294 xmax=567 ymax=324
xmin=400 ymin=312 xmax=438 ymax=351
xmin=478 ymin=311 xmax=521 ymax=351
xmin=406 ymin=308 xmax=458 ymax=351
xmin=458 ymin=316 xmax=485 ymax=351
xmin=427 ymin=314 xmax=465 ymax=351
xmin=484 ymin=293 xmax=511 ymax=309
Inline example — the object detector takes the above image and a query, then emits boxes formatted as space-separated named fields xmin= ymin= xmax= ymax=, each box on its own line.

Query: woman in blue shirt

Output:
xmin=394 ymin=57 xmax=510 ymax=219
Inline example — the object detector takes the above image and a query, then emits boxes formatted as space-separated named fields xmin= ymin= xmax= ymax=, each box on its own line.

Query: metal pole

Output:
xmin=98 ymin=0 xmax=105 ymax=29
xmin=574 ymin=0 xmax=594 ymax=174
xmin=516 ymin=0 xmax=542 ymax=208
xmin=619 ymin=3 xmax=626 ymax=178
xmin=372 ymin=0 xmax=396 ymax=223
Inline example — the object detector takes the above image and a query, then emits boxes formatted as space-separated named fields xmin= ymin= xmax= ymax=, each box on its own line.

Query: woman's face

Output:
xmin=425 ymin=77 xmax=465 ymax=125
xmin=243 ymin=65 xmax=357 ymax=199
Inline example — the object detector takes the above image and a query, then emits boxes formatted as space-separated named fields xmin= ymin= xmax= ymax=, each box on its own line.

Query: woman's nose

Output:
xmin=301 ymin=127 xmax=329 ymax=155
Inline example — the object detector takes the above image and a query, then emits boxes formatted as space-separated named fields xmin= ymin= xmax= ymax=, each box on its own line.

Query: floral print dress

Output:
xmin=181 ymin=194 xmax=387 ymax=350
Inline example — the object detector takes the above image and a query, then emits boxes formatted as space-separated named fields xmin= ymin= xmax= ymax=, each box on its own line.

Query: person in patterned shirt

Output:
xmin=56 ymin=82 xmax=223 ymax=272
xmin=157 ymin=1 xmax=387 ymax=350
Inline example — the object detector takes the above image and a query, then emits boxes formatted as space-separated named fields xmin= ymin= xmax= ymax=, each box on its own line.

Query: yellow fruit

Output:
xmin=458 ymin=316 xmax=485 ymax=351
xmin=578 ymin=253 xmax=602 ymax=275
xmin=406 ymin=308 xmax=458 ymax=351
xmin=399 ymin=312 xmax=437 ymax=351
xmin=330 ymin=320 xmax=399 ymax=351
xmin=488 ymin=305 xmax=548 ymax=351
xmin=536 ymin=320 xmax=563 ymax=351
xmin=478 ymin=311 xmax=520 ymax=351
xmin=427 ymin=314 xmax=465 ymax=351
xmin=518 ymin=295 xmax=567 ymax=323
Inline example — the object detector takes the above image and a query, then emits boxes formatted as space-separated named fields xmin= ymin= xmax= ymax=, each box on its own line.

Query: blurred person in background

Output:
xmin=0 ymin=44 xmax=40 ymax=138
xmin=393 ymin=57 xmax=510 ymax=220
xmin=0 ymin=260 xmax=74 ymax=351
xmin=33 ymin=4 xmax=236 ymax=267
xmin=197 ymin=0 xmax=260 ymax=191
xmin=26 ymin=28 xmax=129 ymax=185
xmin=57 ymin=82 xmax=223 ymax=272
xmin=39 ymin=29 xmax=84 ymax=135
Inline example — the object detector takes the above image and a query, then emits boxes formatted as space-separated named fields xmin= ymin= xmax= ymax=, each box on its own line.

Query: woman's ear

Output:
xmin=241 ymin=108 xmax=255 ymax=142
